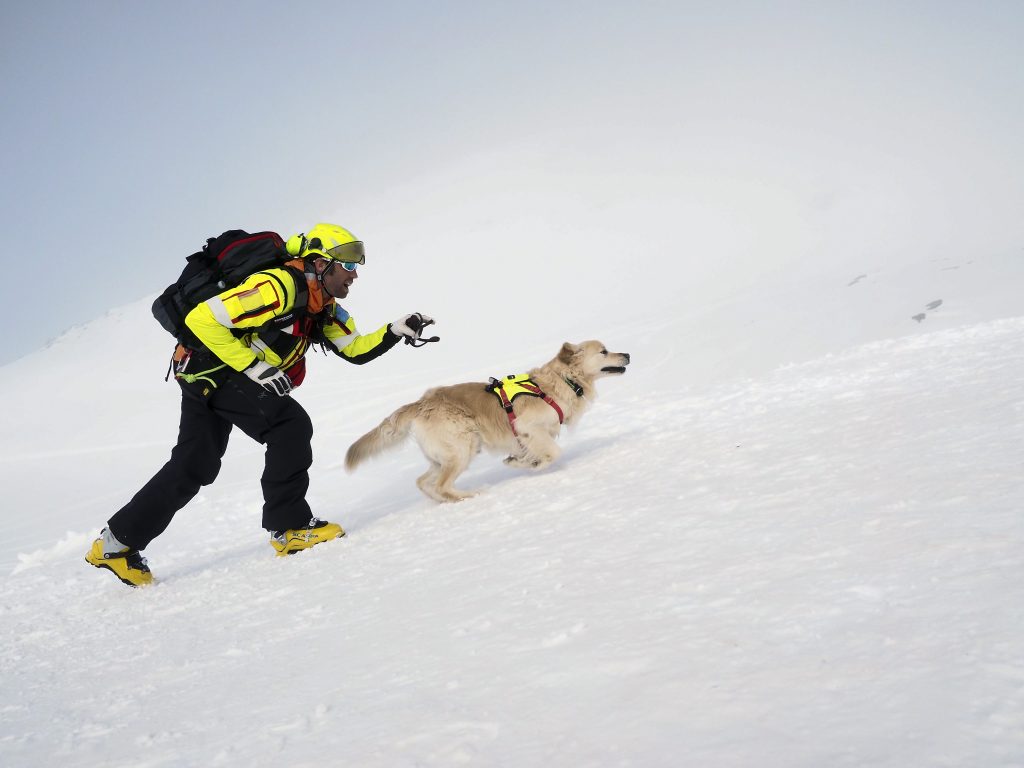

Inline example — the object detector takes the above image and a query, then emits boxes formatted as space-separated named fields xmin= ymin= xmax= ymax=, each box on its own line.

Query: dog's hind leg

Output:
xmin=432 ymin=437 xmax=480 ymax=502
xmin=416 ymin=462 xmax=447 ymax=503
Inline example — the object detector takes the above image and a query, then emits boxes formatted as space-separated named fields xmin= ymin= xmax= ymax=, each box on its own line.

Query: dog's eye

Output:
xmin=600 ymin=349 xmax=608 ymax=355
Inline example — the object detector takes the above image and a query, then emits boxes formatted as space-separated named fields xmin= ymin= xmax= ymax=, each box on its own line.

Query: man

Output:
xmin=86 ymin=223 xmax=434 ymax=587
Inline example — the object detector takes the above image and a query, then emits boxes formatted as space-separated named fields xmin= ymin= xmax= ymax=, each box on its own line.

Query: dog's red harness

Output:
xmin=487 ymin=375 xmax=564 ymax=437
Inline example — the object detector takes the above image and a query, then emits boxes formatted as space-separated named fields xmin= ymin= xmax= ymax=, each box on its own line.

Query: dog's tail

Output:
xmin=345 ymin=402 xmax=419 ymax=471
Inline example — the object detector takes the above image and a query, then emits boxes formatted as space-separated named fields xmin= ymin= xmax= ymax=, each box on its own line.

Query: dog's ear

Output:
xmin=558 ymin=342 xmax=578 ymax=364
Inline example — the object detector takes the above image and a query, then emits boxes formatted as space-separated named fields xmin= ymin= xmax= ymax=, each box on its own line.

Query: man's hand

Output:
xmin=244 ymin=359 xmax=293 ymax=396
xmin=391 ymin=313 xmax=436 ymax=344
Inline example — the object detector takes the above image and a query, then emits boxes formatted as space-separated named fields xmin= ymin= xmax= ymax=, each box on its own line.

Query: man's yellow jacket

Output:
xmin=184 ymin=261 xmax=398 ymax=387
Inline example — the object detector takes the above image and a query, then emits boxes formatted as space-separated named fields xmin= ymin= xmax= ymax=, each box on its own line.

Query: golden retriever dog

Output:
xmin=345 ymin=340 xmax=631 ymax=502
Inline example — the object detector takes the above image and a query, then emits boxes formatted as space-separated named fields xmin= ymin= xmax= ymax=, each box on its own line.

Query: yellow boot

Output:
xmin=85 ymin=533 xmax=154 ymax=588
xmin=271 ymin=518 xmax=345 ymax=556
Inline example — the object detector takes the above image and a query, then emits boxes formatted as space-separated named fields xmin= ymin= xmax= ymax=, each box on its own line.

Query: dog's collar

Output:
xmin=564 ymin=376 xmax=585 ymax=398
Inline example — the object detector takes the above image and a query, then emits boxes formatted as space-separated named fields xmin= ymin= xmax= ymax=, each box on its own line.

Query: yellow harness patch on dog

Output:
xmin=488 ymin=374 xmax=542 ymax=403
xmin=487 ymin=374 xmax=564 ymax=436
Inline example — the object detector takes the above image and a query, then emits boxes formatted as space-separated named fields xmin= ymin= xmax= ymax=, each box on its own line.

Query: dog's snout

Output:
xmin=623 ymin=353 xmax=631 ymax=364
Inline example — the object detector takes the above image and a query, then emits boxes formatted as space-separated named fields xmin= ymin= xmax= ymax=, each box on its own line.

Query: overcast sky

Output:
xmin=2 ymin=1 xmax=1022 ymax=365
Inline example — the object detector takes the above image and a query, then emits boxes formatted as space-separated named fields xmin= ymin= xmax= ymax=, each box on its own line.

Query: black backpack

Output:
xmin=152 ymin=230 xmax=301 ymax=349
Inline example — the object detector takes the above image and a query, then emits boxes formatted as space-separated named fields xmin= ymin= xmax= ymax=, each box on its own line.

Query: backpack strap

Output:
xmin=257 ymin=266 xmax=308 ymax=328
xmin=251 ymin=265 xmax=310 ymax=342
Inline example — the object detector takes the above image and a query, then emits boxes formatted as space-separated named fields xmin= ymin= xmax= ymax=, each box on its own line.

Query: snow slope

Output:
xmin=1 ymin=254 xmax=1023 ymax=766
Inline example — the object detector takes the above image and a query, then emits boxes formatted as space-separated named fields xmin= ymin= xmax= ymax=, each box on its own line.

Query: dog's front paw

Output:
xmin=505 ymin=455 xmax=549 ymax=470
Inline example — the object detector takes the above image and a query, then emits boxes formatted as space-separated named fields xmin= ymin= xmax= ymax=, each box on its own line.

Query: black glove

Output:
xmin=244 ymin=359 xmax=293 ymax=396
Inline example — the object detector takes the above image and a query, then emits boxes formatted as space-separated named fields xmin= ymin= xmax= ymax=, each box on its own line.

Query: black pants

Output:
xmin=108 ymin=374 xmax=314 ymax=551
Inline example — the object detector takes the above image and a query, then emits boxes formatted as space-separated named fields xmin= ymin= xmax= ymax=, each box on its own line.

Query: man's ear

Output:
xmin=558 ymin=342 xmax=577 ymax=364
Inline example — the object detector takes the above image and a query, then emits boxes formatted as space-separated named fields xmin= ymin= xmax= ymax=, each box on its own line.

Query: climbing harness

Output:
xmin=165 ymin=346 xmax=228 ymax=391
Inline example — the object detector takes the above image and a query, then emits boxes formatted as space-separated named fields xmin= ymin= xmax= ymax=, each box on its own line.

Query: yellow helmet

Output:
xmin=285 ymin=223 xmax=365 ymax=264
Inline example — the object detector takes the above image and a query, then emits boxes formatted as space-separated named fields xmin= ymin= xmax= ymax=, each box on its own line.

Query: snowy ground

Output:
xmin=1 ymin=255 xmax=1023 ymax=766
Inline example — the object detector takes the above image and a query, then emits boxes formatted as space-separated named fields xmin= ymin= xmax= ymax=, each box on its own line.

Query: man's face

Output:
xmin=320 ymin=259 xmax=357 ymax=299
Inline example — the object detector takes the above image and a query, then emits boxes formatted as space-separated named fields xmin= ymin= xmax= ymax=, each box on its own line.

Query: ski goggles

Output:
xmin=306 ymin=237 xmax=366 ymax=266
xmin=325 ymin=240 xmax=365 ymax=265
xmin=317 ymin=256 xmax=360 ymax=275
